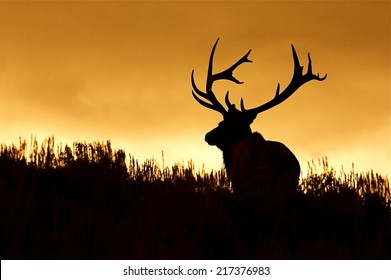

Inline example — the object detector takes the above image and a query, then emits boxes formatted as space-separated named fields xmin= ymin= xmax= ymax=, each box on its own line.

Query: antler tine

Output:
xmin=241 ymin=45 xmax=327 ymax=119
xmin=306 ymin=51 xmax=327 ymax=81
xmin=191 ymin=39 xmax=227 ymax=115
xmin=240 ymin=97 xmax=246 ymax=111
xmin=212 ymin=48 xmax=252 ymax=85
xmin=191 ymin=69 xmax=227 ymax=115
xmin=191 ymin=38 xmax=252 ymax=116
xmin=225 ymin=91 xmax=234 ymax=109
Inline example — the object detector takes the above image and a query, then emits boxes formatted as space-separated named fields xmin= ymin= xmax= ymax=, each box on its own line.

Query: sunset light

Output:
xmin=0 ymin=1 xmax=389 ymax=176
xmin=1 ymin=1 xmax=391 ymax=264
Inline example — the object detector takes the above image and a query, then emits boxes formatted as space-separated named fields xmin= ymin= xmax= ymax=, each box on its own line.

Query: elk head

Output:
xmin=191 ymin=38 xmax=327 ymax=151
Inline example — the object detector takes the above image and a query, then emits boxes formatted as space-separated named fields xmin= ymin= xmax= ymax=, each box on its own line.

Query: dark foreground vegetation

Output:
xmin=1 ymin=137 xmax=390 ymax=259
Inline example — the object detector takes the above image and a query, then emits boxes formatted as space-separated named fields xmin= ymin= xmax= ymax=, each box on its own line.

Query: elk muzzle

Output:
xmin=205 ymin=127 xmax=221 ymax=146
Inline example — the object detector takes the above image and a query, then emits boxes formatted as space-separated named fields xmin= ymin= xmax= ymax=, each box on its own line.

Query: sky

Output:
xmin=0 ymin=1 xmax=389 ymax=177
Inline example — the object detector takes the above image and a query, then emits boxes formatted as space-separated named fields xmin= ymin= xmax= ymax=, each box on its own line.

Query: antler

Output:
xmin=241 ymin=45 xmax=327 ymax=119
xmin=191 ymin=38 xmax=252 ymax=116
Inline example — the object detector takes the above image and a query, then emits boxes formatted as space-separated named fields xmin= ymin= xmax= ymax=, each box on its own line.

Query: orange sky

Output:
xmin=0 ymin=1 xmax=389 ymax=177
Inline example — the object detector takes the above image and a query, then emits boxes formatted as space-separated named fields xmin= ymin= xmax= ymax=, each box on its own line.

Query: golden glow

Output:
xmin=0 ymin=1 xmax=389 ymax=176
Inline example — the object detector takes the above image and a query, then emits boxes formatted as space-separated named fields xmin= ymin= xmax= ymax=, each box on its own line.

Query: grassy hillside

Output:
xmin=0 ymin=137 xmax=390 ymax=259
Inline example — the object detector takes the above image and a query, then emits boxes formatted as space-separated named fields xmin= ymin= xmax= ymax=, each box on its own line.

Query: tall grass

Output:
xmin=0 ymin=136 xmax=230 ymax=190
xmin=0 ymin=137 xmax=390 ymax=259
xmin=301 ymin=157 xmax=390 ymax=209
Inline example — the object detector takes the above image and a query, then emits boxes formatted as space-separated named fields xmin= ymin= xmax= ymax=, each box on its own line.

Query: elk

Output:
xmin=191 ymin=39 xmax=326 ymax=198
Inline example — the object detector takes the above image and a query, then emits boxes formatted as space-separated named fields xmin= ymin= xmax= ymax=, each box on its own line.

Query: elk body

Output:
xmin=191 ymin=39 xmax=326 ymax=198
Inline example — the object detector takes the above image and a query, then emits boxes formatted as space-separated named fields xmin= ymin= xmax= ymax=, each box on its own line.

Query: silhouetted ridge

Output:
xmin=0 ymin=137 xmax=390 ymax=259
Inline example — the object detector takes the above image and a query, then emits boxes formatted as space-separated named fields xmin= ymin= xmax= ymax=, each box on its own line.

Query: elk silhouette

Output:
xmin=191 ymin=39 xmax=326 ymax=198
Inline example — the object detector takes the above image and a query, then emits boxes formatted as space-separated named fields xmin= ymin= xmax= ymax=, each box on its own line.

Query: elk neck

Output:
xmin=222 ymin=131 xmax=266 ymax=177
